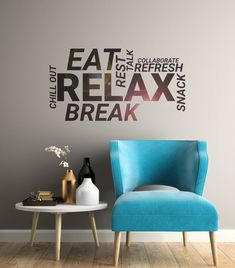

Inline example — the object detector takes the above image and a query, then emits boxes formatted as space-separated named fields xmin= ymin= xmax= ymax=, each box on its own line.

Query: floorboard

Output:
xmin=218 ymin=243 xmax=235 ymax=264
xmin=193 ymin=242 xmax=235 ymax=267
xmin=0 ymin=243 xmax=27 ymax=267
xmin=63 ymin=243 xmax=95 ymax=268
xmin=93 ymin=242 xmax=120 ymax=268
xmin=33 ymin=243 xmax=72 ymax=268
xmin=122 ymin=242 xmax=150 ymax=268
xmin=145 ymin=242 xmax=180 ymax=268
xmin=6 ymin=243 xmax=48 ymax=268
xmin=0 ymin=242 xmax=235 ymax=267
xmin=168 ymin=242 xmax=209 ymax=267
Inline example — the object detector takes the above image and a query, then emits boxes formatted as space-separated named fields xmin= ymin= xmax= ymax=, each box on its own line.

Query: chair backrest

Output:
xmin=110 ymin=140 xmax=208 ymax=198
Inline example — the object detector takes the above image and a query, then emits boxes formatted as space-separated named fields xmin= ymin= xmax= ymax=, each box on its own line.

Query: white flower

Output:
xmin=59 ymin=160 xmax=69 ymax=168
xmin=64 ymin=146 xmax=70 ymax=153
xmin=45 ymin=145 xmax=70 ymax=168
xmin=60 ymin=151 xmax=66 ymax=157
xmin=63 ymin=162 xmax=69 ymax=168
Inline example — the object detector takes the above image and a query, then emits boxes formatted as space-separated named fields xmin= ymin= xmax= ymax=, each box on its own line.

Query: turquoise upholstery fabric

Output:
xmin=112 ymin=190 xmax=218 ymax=231
xmin=110 ymin=140 xmax=208 ymax=198
xmin=110 ymin=140 xmax=218 ymax=232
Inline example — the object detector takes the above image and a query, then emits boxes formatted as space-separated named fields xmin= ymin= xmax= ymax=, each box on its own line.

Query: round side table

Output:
xmin=15 ymin=202 xmax=108 ymax=261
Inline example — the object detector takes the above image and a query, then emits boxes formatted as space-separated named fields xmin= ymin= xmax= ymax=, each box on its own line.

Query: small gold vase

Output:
xmin=61 ymin=169 xmax=77 ymax=204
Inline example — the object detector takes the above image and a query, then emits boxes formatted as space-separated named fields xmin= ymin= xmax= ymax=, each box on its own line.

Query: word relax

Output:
xmin=58 ymin=73 xmax=178 ymax=102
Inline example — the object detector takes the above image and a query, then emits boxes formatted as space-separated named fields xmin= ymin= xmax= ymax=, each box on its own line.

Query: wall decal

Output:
xmin=48 ymin=48 xmax=186 ymax=121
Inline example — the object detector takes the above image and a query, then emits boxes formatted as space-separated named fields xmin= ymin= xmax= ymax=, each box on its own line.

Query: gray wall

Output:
xmin=0 ymin=0 xmax=235 ymax=229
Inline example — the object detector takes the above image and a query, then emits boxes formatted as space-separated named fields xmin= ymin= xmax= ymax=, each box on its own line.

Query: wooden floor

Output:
xmin=0 ymin=242 xmax=235 ymax=267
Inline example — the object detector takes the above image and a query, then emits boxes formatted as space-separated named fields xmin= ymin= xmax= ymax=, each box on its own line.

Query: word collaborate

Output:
xmin=49 ymin=48 xmax=186 ymax=121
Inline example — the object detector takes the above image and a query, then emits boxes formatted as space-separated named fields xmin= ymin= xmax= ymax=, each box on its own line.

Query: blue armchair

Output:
xmin=110 ymin=140 xmax=218 ymax=266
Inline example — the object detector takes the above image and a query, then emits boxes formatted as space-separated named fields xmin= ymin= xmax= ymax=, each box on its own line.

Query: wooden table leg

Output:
xmin=30 ymin=212 xmax=39 ymax=246
xmin=55 ymin=213 xmax=62 ymax=261
xmin=88 ymin=211 xmax=99 ymax=247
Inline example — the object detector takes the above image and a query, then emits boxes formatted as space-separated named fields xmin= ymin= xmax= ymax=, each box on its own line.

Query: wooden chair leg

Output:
xmin=114 ymin=232 xmax=121 ymax=266
xmin=209 ymin=232 xmax=218 ymax=266
xmin=30 ymin=212 xmax=39 ymax=246
xmin=126 ymin=231 xmax=130 ymax=247
xmin=183 ymin=232 xmax=187 ymax=247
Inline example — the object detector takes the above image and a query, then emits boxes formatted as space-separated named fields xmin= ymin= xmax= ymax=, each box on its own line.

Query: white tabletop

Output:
xmin=15 ymin=202 xmax=108 ymax=213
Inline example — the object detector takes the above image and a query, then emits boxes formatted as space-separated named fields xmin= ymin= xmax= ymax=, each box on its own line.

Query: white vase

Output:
xmin=76 ymin=178 xmax=99 ymax=205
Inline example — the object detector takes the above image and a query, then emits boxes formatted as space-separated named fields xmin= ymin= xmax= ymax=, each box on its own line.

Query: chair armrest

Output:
xmin=194 ymin=141 xmax=208 ymax=195
xmin=110 ymin=140 xmax=123 ymax=198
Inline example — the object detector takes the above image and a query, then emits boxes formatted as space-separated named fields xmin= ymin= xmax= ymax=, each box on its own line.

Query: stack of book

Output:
xmin=36 ymin=191 xmax=54 ymax=201
xmin=22 ymin=191 xmax=64 ymax=206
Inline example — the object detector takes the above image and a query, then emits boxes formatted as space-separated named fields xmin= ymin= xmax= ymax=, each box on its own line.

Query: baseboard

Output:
xmin=0 ymin=229 xmax=235 ymax=242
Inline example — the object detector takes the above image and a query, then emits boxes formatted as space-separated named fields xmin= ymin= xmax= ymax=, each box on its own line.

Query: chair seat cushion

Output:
xmin=112 ymin=190 xmax=218 ymax=231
